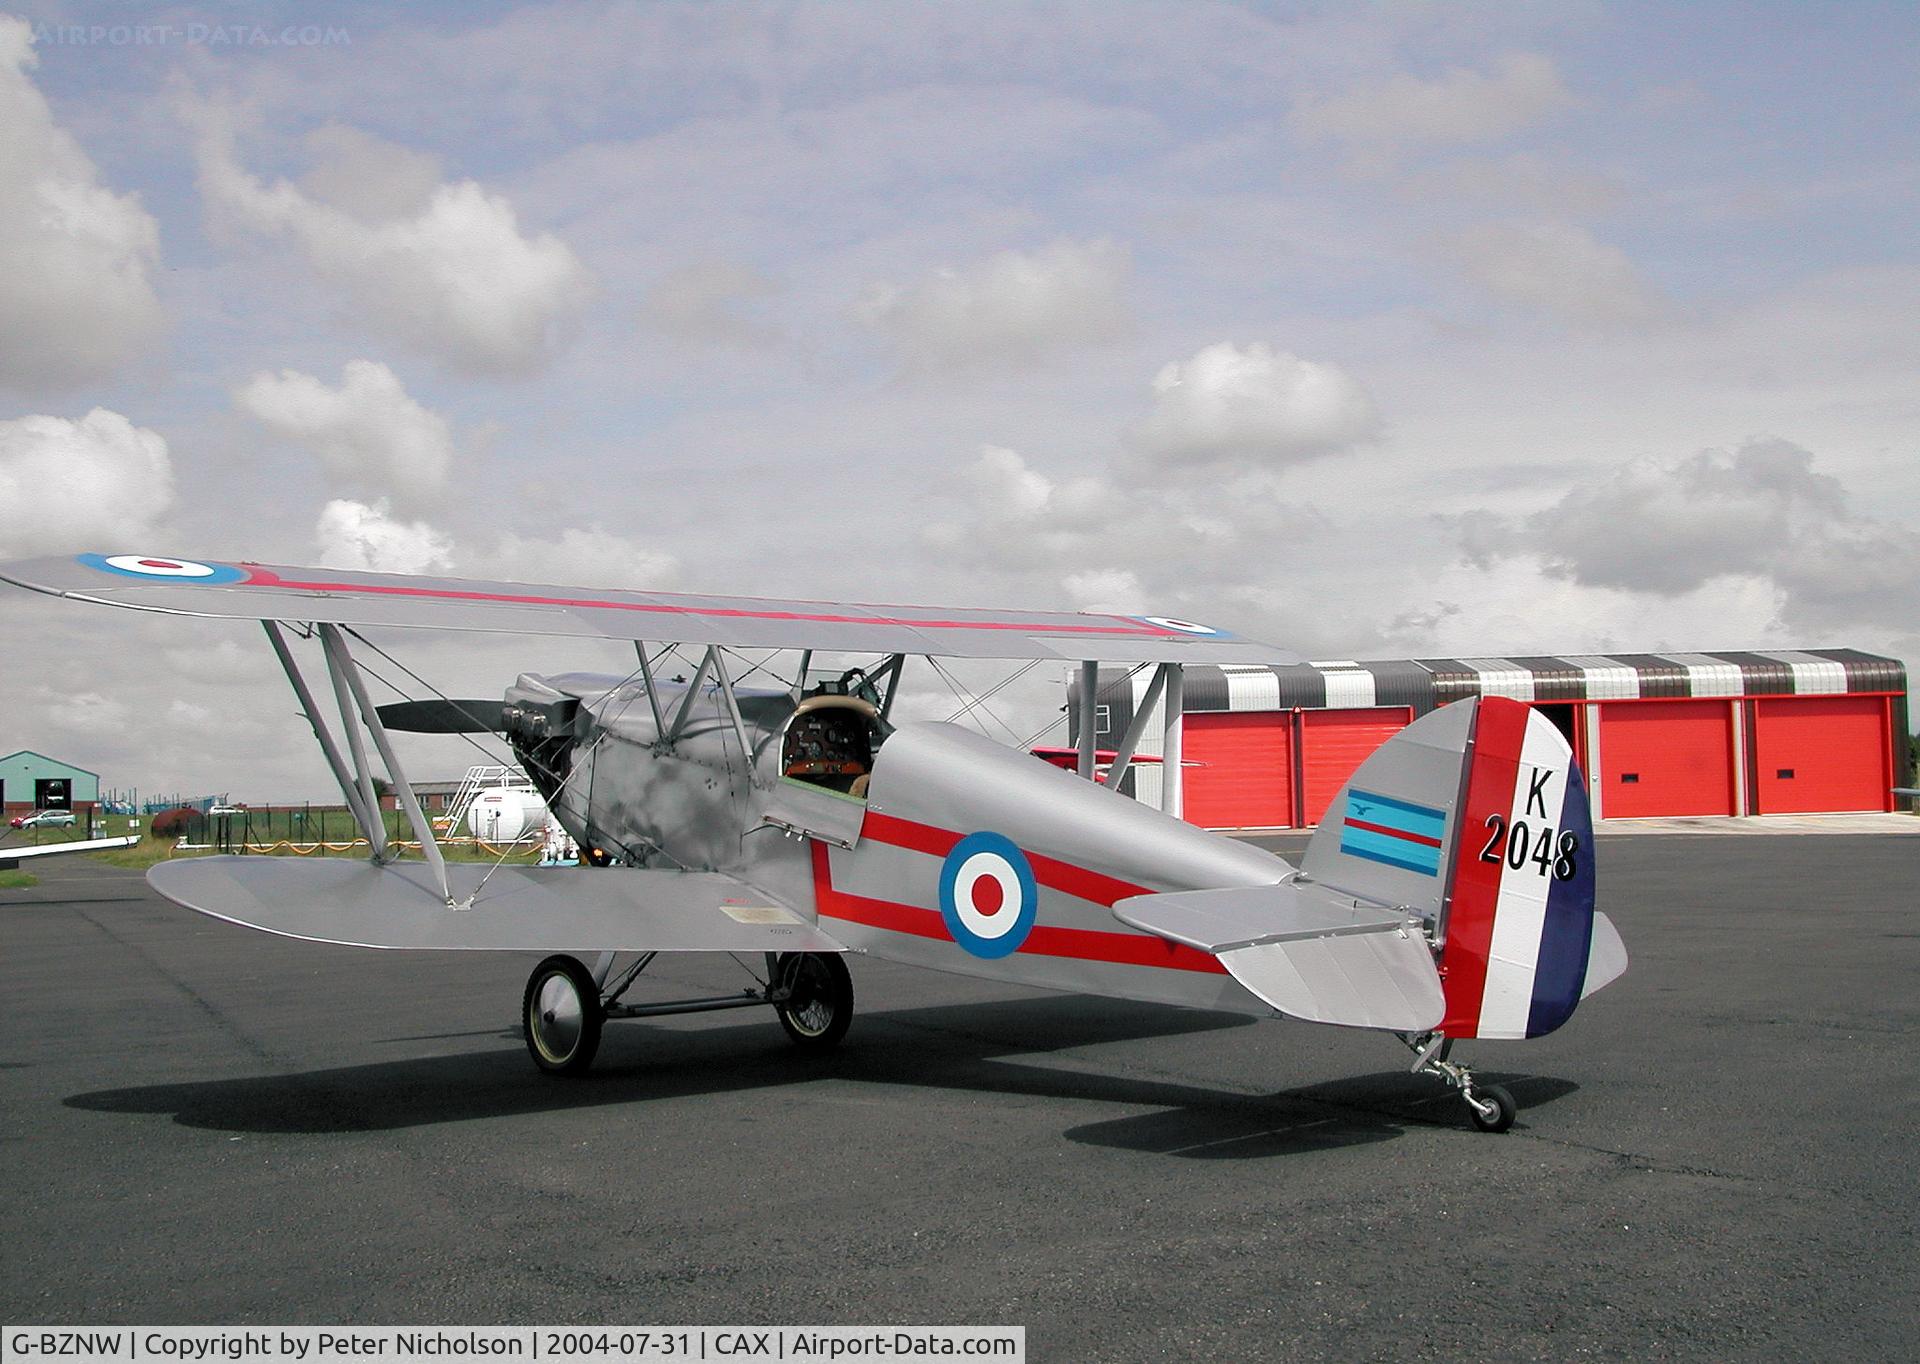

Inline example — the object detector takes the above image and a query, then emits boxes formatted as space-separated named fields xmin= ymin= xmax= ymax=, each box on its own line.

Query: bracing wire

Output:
xmin=1015 ymin=662 xmax=1148 ymax=752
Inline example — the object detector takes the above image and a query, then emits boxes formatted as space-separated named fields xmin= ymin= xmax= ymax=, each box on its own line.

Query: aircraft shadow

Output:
xmin=63 ymin=994 xmax=1578 ymax=1157
xmin=1064 ymin=1072 xmax=1580 ymax=1158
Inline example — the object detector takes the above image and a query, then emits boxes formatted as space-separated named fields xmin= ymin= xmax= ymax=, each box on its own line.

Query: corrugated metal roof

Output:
xmin=1078 ymin=649 xmax=1905 ymax=727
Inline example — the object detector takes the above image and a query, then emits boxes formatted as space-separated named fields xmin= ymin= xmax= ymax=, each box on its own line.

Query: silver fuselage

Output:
xmin=508 ymin=673 xmax=1294 ymax=1015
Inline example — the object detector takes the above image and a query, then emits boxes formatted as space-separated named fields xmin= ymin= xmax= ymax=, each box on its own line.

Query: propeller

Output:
xmin=374 ymin=699 xmax=509 ymax=734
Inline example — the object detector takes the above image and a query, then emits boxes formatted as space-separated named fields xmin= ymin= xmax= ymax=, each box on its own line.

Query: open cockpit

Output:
xmin=779 ymin=668 xmax=892 ymax=799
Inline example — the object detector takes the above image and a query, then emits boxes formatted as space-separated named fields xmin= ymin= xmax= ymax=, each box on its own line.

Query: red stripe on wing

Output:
xmin=237 ymin=566 xmax=1174 ymax=637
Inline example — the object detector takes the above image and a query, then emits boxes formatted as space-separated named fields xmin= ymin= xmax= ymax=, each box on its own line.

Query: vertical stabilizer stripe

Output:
xmin=1527 ymin=766 xmax=1596 ymax=1037
xmin=1439 ymin=697 xmax=1530 ymax=1035
xmin=1476 ymin=713 xmax=1571 ymax=1038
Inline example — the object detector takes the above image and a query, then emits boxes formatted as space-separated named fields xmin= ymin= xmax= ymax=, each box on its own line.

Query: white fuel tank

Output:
xmin=466 ymin=788 xmax=550 ymax=842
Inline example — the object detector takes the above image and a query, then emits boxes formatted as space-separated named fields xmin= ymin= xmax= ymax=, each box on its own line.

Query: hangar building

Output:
xmin=0 ymin=750 xmax=101 ymax=823
xmin=1071 ymin=649 xmax=1910 ymax=829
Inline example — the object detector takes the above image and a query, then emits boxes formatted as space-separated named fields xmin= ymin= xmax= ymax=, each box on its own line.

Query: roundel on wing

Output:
xmin=78 ymin=553 xmax=247 ymax=585
xmin=938 ymin=832 xmax=1039 ymax=959
xmin=1139 ymin=615 xmax=1221 ymax=636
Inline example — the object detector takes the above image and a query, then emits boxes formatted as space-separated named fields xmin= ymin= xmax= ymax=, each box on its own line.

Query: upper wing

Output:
xmin=148 ymin=856 xmax=847 ymax=953
xmin=0 ymin=554 xmax=1300 ymax=664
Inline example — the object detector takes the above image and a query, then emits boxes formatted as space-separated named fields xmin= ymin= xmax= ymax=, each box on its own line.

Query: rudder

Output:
xmin=1303 ymin=696 xmax=1602 ymax=1041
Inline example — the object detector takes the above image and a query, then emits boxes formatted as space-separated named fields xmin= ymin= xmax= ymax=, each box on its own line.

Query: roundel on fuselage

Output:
xmin=938 ymin=832 xmax=1038 ymax=959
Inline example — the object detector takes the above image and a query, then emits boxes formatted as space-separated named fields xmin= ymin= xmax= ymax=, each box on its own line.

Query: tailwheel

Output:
xmin=772 ymin=952 xmax=853 ymax=1052
xmin=523 ymin=954 xmax=603 ymax=1076
xmin=1402 ymin=1033 xmax=1517 ymax=1133
xmin=1466 ymin=1083 xmax=1517 ymax=1134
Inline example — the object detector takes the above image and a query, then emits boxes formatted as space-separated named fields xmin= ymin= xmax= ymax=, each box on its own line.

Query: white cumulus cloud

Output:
xmin=1134 ymin=342 xmax=1380 ymax=470
xmin=298 ymin=122 xmax=445 ymax=223
xmin=0 ymin=17 xmax=162 ymax=391
xmin=314 ymin=498 xmax=454 ymax=574
xmin=235 ymin=360 xmax=453 ymax=508
xmin=1064 ymin=568 xmax=1147 ymax=616
xmin=925 ymin=445 xmax=1124 ymax=570
xmin=862 ymin=239 xmax=1130 ymax=368
xmin=479 ymin=526 xmax=680 ymax=590
xmin=1292 ymin=53 xmax=1573 ymax=161
xmin=0 ymin=409 xmax=174 ymax=555
xmin=193 ymin=111 xmax=592 ymax=376
xmin=1461 ymin=438 xmax=1920 ymax=635
xmin=1446 ymin=221 xmax=1670 ymax=327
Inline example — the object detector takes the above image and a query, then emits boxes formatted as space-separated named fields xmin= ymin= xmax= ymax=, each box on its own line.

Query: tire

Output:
xmin=523 ymin=954 xmax=603 ymax=1076
xmin=773 ymin=952 xmax=853 ymax=1052
xmin=1469 ymin=1083 xmax=1517 ymax=1133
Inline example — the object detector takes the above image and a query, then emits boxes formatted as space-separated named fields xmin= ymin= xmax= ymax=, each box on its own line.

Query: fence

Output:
xmin=184 ymin=805 xmax=544 ymax=859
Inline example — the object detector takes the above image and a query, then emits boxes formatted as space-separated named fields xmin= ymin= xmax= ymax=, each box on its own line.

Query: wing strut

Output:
xmin=632 ymin=641 xmax=668 ymax=740
xmin=666 ymin=646 xmax=716 ymax=745
xmin=1076 ymin=660 xmax=1099 ymax=778
xmin=263 ymin=621 xmax=378 ymax=840
xmin=317 ymin=625 xmax=390 ymax=861
xmin=1102 ymin=663 xmax=1171 ymax=794
xmin=1162 ymin=664 xmax=1185 ymax=817
xmin=322 ymin=625 xmax=451 ymax=902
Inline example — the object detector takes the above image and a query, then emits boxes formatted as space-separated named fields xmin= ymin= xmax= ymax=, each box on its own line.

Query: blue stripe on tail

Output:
xmin=1344 ymin=789 xmax=1446 ymax=840
xmin=1339 ymin=823 xmax=1442 ymax=876
xmin=1526 ymin=762 xmax=1597 ymax=1038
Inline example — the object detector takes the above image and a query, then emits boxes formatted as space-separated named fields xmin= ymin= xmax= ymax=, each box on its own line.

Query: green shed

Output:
xmin=0 ymin=750 xmax=101 ymax=819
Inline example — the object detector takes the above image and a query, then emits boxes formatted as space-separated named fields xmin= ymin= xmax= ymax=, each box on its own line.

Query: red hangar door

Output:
xmin=1600 ymin=700 xmax=1737 ymax=817
xmin=1300 ymin=707 xmax=1413 ymax=826
xmin=1752 ymin=696 xmax=1891 ymax=813
xmin=1183 ymin=711 xmax=1294 ymax=829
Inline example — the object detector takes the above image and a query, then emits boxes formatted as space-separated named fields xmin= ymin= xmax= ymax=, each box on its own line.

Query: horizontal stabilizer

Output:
xmin=1582 ymin=911 xmax=1628 ymax=998
xmin=148 ymin=857 xmax=846 ymax=954
xmin=1115 ymin=881 xmax=1443 ymax=1032
xmin=374 ymin=699 xmax=507 ymax=733
xmin=1112 ymin=882 xmax=1407 ymax=952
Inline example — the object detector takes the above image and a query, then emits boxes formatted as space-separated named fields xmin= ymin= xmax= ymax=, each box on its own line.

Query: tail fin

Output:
xmin=1304 ymin=696 xmax=1611 ymax=1040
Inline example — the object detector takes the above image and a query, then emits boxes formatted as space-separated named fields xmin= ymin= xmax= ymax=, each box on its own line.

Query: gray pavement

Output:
xmin=3 ymin=837 xmax=1917 ymax=1361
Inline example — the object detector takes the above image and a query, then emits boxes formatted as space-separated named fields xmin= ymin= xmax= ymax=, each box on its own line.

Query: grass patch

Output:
xmin=0 ymin=870 xmax=38 ymax=890
xmin=81 ymin=829 xmax=547 ymax=870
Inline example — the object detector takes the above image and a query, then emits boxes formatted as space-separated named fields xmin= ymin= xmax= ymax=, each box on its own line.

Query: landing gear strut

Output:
xmin=519 ymin=950 xmax=855 ymax=1076
xmin=1403 ymin=1033 xmax=1516 ymax=1133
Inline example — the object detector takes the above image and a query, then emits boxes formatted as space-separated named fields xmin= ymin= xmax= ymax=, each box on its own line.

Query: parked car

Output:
xmin=207 ymin=804 xmax=246 ymax=817
xmin=10 ymin=809 xmax=77 ymax=829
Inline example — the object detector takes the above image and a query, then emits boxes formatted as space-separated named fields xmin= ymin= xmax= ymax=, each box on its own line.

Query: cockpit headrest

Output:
xmin=793 ymin=694 xmax=879 ymax=720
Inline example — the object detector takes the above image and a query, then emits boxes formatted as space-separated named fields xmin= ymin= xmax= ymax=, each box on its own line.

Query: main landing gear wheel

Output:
xmin=773 ymin=952 xmax=853 ymax=1052
xmin=523 ymin=954 xmax=603 ymax=1076
xmin=1467 ymin=1083 xmax=1517 ymax=1134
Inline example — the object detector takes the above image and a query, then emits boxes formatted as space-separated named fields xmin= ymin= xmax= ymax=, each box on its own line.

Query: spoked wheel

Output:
xmin=773 ymin=952 xmax=853 ymax=1053
xmin=1467 ymin=1083 xmax=1517 ymax=1133
xmin=523 ymin=954 xmax=603 ymax=1076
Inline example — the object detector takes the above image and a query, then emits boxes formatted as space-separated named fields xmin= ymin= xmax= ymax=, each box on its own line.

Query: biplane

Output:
xmin=0 ymin=552 xmax=1626 ymax=1131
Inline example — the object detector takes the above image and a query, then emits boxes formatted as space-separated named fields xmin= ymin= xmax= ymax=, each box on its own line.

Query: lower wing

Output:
xmin=148 ymin=857 xmax=845 ymax=954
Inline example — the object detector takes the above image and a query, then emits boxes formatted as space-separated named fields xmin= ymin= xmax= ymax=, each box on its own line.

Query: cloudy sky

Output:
xmin=2 ymin=1 xmax=1916 ymax=801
